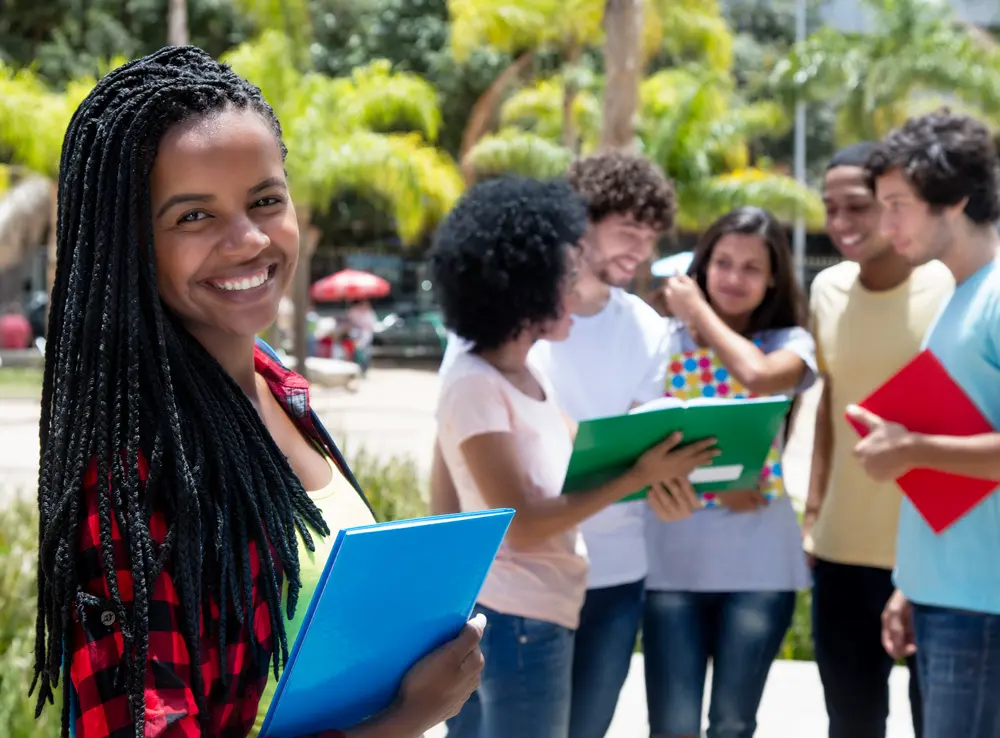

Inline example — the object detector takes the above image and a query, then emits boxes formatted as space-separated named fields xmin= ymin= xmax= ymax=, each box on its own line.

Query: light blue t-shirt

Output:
xmin=895 ymin=258 xmax=1000 ymax=614
xmin=645 ymin=322 xmax=816 ymax=592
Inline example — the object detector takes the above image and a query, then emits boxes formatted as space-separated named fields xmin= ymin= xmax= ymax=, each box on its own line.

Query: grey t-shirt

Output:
xmin=644 ymin=321 xmax=816 ymax=592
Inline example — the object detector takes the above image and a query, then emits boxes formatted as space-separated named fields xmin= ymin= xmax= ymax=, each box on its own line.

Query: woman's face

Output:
xmin=704 ymin=233 xmax=773 ymax=321
xmin=149 ymin=108 xmax=298 ymax=345
xmin=537 ymin=245 xmax=582 ymax=343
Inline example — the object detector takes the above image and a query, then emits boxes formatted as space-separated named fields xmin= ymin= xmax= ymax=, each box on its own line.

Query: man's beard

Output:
xmin=584 ymin=251 xmax=627 ymax=289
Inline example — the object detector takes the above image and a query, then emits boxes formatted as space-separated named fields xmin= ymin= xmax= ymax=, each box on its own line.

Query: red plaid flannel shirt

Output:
xmin=69 ymin=346 xmax=349 ymax=737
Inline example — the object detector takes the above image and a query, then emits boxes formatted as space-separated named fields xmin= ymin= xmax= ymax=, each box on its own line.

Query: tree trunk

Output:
xmin=459 ymin=51 xmax=536 ymax=183
xmin=599 ymin=0 xmax=644 ymax=152
xmin=562 ymin=45 xmax=581 ymax=153
xmin=167 ymin=0 xmax=189 ymax=47
xmin=292 ymin=208 xmax=321 ymax=381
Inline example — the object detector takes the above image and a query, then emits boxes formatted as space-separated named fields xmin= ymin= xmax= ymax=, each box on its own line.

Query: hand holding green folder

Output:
xmin=562 ymin=395 xmax=791 ymax=501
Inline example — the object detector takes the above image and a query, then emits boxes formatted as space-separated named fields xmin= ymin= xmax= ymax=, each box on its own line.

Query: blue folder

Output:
xmin=260 ymin=508 xmax=515 ymax=738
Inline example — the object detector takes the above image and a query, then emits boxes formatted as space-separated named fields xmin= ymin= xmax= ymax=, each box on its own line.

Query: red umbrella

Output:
xmin=309 ymin=269 xmax=391 ymax=302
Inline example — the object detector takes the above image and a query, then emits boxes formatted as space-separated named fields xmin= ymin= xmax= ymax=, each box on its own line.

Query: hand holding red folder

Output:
xmin=845 ymin=349 xmax=998 ymax=533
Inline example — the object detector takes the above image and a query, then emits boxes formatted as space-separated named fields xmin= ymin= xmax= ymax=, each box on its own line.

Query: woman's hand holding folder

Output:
xmin=343 ymin=613 xmax=486 ymax=738
xmin=638 ymin=433 xmax=720 ymax=522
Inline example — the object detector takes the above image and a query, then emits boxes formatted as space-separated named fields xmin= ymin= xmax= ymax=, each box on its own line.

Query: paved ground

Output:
xmin=0 ymin=369 xmax=916 ymax=736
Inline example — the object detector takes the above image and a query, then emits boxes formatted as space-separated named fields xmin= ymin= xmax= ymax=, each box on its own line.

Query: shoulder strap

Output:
xmin=254 ymin=338 xmax=375 ymax=518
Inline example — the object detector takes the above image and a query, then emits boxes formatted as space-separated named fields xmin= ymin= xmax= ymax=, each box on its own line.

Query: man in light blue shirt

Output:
xmin=846 ymin=110 xmax=1000 ymax=738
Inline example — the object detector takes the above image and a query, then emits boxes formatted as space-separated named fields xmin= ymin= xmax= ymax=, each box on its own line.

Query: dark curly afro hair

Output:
xmin=567 ymin=151 xmax=676 ymax=232
xmin=431 ymin=176 xmax=588 ymax=352
xmin=866 ymin=109 xmax=1000 ymax=225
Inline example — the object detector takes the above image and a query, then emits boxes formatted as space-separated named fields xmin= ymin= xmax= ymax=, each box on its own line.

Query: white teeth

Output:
xmin=214 ymin=268 xmax=270 ymax=292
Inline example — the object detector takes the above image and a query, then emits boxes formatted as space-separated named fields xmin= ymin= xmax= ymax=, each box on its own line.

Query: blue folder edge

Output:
xmin=260 ymin=508 xmax=515 ymax=737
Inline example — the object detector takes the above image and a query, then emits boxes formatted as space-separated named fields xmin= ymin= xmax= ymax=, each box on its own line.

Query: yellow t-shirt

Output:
xmin=805 ymin=260 xmax=953 ymax=569
xmin=249 ymin=456 xmax=376 ymax=737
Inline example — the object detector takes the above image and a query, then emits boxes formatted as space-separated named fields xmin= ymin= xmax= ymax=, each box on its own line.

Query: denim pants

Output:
xmin=812 ymin=558 xmax=922 ymax=738
xmin=643 ymin=589 xmax=796 ymax=738
xmin=569 ymin=579 xmax=645 ymax=738
xmin=445 ymin=604 xmax=575 ymax=738
xmin=913 ymin=604 xmax=1000 ymax=738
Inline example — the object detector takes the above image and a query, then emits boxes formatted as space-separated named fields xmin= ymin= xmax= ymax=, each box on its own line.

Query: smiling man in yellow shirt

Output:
xmin=804 ymin=142 xmax=953 ymax=738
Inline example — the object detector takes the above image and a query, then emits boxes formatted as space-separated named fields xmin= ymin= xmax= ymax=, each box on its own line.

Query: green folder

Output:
xmin=562 ymin=396 xmax=792 ymax=501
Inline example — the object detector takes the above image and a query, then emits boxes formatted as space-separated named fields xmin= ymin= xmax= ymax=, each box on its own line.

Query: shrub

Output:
xmin=0 ymin=498 xmax=58 ymax=738
xmin=341 ymin=445 xmax=429 ymax=523
xmin=780 ymin=589 xmax=815 ymax=662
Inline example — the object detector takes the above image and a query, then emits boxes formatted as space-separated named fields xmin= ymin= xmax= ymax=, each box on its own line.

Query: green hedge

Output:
xmin=0 ymin=499 xmax=59 ymax=738
xmin=781 ymin=589 xmax=815 ymax=661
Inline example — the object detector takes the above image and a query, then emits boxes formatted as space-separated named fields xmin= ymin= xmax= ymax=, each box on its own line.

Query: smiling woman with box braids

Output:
xmin=36 ymin=44 xmax=484 ymax=738
xmin=32 ymin=46 xmax=331 ymax=736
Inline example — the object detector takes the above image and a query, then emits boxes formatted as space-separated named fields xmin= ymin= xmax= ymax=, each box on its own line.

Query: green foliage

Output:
xmin=771 ymin=0 xmax=1000 ymax=143
xmin=0 ymin=0 xmax=253 ymax=84
xmin=0 ymin=60 xmax=118 ymax=179
xmin=0 ymin=499 xmax=59 ymax=738
xmin=474 ymin=64 xmax=822 ymax=229
xmin=639 ymin=67 xmax=823 ymax=230
xmin=499 ymin=76 xmax=602 ymax=149
xmin=222 ymin=30 xmax=463 ymax=243
xmin=234 ymin=0 xmax=314 ymax=56
xmin=723 ymin=0 xmax=836 ymax=182
xmin=780 ymin=589 xmax=815 ymax=662
xmin=645 ymin=0 xmax=733 ymax=73
xmin=346 ymin=448 xmax=429 ymax=522
xmin=464 ymin=129 xmax=575 ymax=181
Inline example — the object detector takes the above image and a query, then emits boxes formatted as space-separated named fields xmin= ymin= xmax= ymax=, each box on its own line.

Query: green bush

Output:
xmin=780 ymin=589 xmax=815 ymax=661
xmin=345 ymin=447 xmax=428 ymax=523
xmin=0 ymin=499 xmax=58 ymax=738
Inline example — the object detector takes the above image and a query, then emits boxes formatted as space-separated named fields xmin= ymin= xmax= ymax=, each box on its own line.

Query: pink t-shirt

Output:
xmin=437 ymin=351 xmax=588 ymax=630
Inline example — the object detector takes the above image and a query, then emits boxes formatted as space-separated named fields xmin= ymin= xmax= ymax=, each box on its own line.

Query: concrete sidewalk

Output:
xmin=428 ymin=655 xmax=916 ymax=737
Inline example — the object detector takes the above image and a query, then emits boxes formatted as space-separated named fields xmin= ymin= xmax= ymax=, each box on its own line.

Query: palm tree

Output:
xmin=770 ymin=0 xmax=1000 ymax=144
xmin=601 ymin=0 xmax=734 ymax=150
xmin=223 ymin=30 xmax=464 ymax=372
xmin=0 ymin=60 xmax=115 ymax=290
xmin=446 ymin=0 xmax=733 ymax=167
xmin=167 ymin=0 xmax=189 ymax=46
xmin=466 ymin=66 xmax=823 ymax=230
xmin=640 ymin=68 xmax=823 ymax=231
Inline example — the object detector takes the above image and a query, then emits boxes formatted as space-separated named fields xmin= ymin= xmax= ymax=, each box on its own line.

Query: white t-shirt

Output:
xmin=436 ymin=352 xmax=588 ymax=629
xmin=441 ymin=289 xmax=668 ymax=588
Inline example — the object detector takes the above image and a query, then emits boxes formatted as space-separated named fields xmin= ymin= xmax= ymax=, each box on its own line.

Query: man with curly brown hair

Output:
xmin=848 ymin=110 xmax=1000 ymax=738
xmin=437 ymin=152 xmax=683 ymax=738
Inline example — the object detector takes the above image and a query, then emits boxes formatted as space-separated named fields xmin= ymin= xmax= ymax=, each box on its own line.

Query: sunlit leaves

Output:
xmin=499 ymin=76 xmax=602 ymax=148
xmin=770 ymin=0 xmax=1000 ymax=142
xmin=0 ymin=58 xmax=125 ymax=179
xmin=463 ymin=129 xmax=574 ymax=181
xmin=224 ymin=31 xmax=461 ymax=244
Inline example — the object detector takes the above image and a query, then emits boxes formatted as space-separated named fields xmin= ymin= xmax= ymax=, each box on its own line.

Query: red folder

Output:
xmin=846 ymin=349 xmax=997 ymax=533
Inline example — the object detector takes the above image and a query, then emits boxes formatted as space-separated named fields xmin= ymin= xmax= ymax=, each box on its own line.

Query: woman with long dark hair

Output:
xmin=643 ymin=206 xmax=815 ymax=738
xmin=33 ymin=46 xmax=481 ymax=738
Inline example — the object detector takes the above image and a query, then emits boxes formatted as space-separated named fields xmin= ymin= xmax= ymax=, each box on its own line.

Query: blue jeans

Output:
xmin=569 ymin=579 xmax=645 ymax=738
xmin=913 ymin=604 xmax=1000 ymax=738
xmin=446 ymin=604 xmax=575 ymax=738
xmin=644 ymin=590 xmax=796 ymax=738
